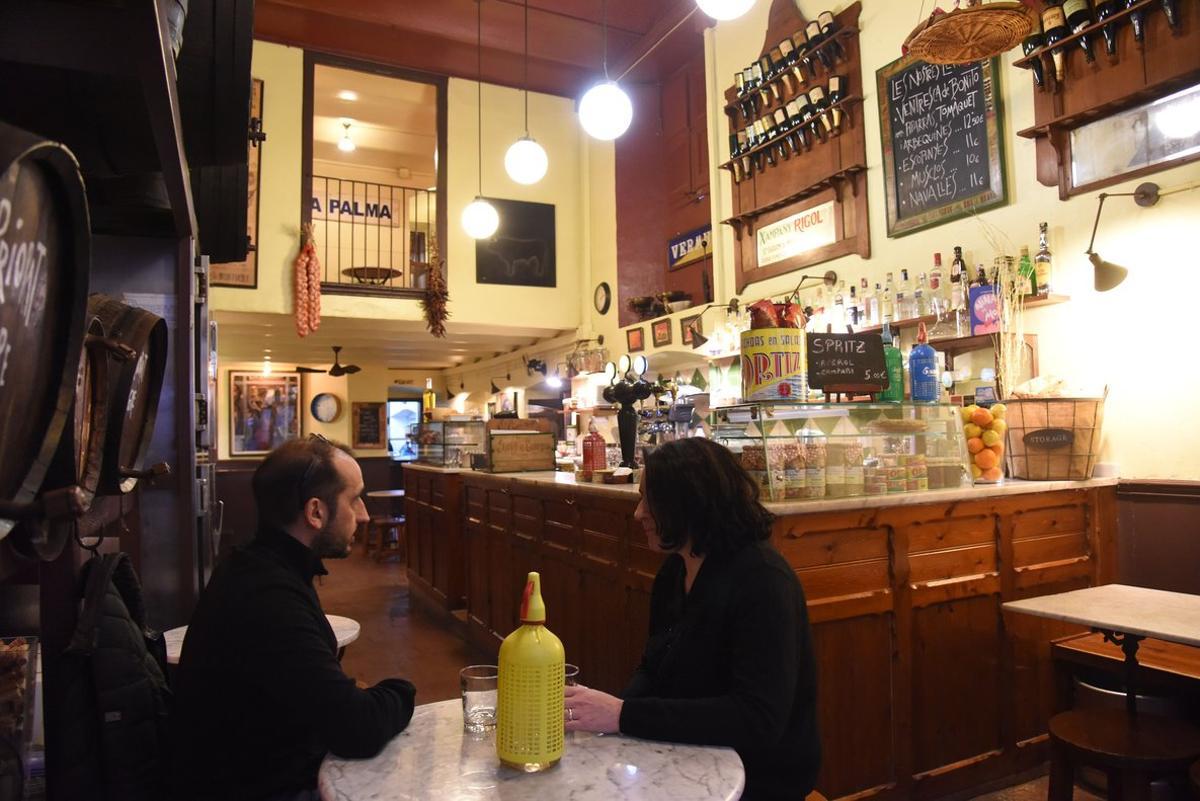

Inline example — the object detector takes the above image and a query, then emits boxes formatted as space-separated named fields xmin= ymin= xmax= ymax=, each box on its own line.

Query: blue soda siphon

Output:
xmin=909 ymin=321 xmax=940 ymax=403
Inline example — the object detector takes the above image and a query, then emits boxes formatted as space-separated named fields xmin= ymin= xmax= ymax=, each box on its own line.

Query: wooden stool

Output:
xmin=363 ymin=515 xmax=404 ymax=560
xmin=1048 ymin=708 xmax=1200 ymax=801
xmin=376 ymin=516 xmax=405 ymax=563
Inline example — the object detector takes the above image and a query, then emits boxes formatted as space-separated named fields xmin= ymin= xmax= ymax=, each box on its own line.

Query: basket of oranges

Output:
xmin=961 ymin=403 xmax=1007 ymax=483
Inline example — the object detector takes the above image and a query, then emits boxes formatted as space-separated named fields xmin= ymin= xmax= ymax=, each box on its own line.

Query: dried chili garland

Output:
xmin=422 ymin=261 xmax=449 ymax=338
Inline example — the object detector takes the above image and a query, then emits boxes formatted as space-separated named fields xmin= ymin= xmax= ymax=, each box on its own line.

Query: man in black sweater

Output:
xmin=172 ymin=436 xmax=416 ymax=801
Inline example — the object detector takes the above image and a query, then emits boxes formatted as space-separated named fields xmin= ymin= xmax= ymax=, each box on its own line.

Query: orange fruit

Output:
xmin=971 ymin=407 xmax=994 ymax=428
xmin=974 ymin=449 xmax=998 ymax=470
xmin=982 ymin=467 xmax=1003 ymax=481
xmin=989 ymin=443 xmax=1004 ymax=457
xmin=967 ymin=437 xmax=984 ymax=454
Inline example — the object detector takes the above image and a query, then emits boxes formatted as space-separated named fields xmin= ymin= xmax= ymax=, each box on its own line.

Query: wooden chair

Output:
xmin=1048 ymin=707 xmax=1200 ymax=801
xmin=363 ymin=515 xmax=404 ymax=561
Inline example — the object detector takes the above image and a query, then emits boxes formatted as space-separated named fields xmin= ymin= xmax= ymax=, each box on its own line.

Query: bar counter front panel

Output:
xmin=403 ymin=464 xmax=1118 ymax=801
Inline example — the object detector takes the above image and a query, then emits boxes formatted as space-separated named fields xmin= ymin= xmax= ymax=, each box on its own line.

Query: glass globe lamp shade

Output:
xmin=461 ymin=197 xmax=499 ymax=239
xmin=578 ymin=81 xmax=633 ymax=141
xmin=695 ymin=0 xmax=756 ymax=20
xmin=504 ymin=137 xmax=549 ymax=185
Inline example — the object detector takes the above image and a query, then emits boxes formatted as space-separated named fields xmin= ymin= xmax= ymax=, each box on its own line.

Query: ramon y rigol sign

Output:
xmin=756 ymin=200 xmax=836 ymax=268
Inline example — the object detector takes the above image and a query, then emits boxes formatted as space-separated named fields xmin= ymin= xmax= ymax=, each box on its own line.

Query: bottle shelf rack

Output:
xmin=724 ymin=26 xmax=859 ymax=120
xmin=719 ymin=95 xmax=864 ymax=173
xmin=721 ymin=163 xmax=866 ymax=233
xmin=1013 ymin=0 xmax=1156 ymax=77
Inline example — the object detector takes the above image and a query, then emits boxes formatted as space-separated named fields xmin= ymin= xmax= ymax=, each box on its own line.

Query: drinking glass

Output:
xmin=460 ymin=665 xmax=498 ymax=732
xmin=564 ymin=664 xmax=580 ymax=686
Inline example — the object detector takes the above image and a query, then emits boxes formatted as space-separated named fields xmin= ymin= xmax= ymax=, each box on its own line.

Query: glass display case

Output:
xmin=412 ymin=419 xmax=486 ymax=468
xmin=710 ymin=402 xmax=971 ymax=502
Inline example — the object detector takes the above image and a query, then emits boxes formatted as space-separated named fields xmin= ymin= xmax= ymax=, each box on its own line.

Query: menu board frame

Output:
xmin=876 ymin=56 xmax=1007 ymax=237
xmin=351 ymin=402 xmax=387 ymax=450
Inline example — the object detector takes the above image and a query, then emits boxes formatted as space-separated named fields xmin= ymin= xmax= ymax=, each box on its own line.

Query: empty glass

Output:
xmin=564 ymin=664 xmax=580 ymax=686
xmin=460 ymin=665 xmax=498 ymax=733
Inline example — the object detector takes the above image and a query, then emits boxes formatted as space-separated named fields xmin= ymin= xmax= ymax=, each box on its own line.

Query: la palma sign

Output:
xmin=310 ymin=195 xmax=400 ymax=228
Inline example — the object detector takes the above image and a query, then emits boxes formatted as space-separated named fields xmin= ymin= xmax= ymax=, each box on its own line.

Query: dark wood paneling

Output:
xmin=1116 ymin=479 xmax=1200 ymax=594
xmin=402 ymin=466 xmax=466 ymax=613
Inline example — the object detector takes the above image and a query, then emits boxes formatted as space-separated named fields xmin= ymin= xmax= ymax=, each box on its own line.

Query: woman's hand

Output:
xmin=564 ymin=685 xmax=623 ymax=734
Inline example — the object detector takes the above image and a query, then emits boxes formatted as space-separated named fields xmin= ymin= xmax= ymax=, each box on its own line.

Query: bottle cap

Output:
xmin=917 ymin=321 xmax=929 ymax=344
xmin=520 ymin=571 xmax=546 ymax=624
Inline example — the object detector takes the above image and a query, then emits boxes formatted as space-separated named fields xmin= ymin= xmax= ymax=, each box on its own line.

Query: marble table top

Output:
xmin=164 ymin=614 xmax=361 ymax=665
xmin=1003 ymin=584 xmax=1200 ymax=647
xmin=318 ymin=698 xmax=744 ymax=801
xmin=366 ymin=489 xmax=406 ymax=499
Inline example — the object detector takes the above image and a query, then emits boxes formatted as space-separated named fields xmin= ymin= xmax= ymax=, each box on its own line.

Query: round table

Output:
xmin=366 ymin=489 xmax=406 ymax=499
xmin=164 ymin=614 xmax=361 ymax=665
xmin=318 ymin=698 xmax=744 ymax=801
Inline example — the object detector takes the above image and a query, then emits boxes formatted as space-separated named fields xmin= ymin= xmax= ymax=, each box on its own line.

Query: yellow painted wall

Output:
xmin=652 ymin=0 xmax=1200 ymax=480
xmin=211 ymin=41 xmax=586 ymax=332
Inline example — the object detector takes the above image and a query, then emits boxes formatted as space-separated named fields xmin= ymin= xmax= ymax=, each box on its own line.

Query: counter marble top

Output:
xmin=318 ymin=698 xmax=744 ymax=801
xmin=460 ymin=470 xmax=1118 ymax=512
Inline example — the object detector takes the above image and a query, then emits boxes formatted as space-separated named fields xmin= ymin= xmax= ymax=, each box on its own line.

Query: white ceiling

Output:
xmin=215 ymin=310 xmax=567 ymax=370
xmin=313 ymin=64 xmax=438 ymax=178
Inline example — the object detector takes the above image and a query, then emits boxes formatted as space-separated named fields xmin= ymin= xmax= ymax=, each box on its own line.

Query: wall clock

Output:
xmin=593 ymin=281 xmax=611 ymax=315
xmin=310 ymin=392 xmax=342 ymax=423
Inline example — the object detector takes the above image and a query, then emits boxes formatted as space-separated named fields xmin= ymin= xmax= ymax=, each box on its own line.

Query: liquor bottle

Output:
xmin=882 ymin=272 xmax=896 ymax=323
xmin=1160 ymin=0 xmax=1180 ymax=29
xmin=972 ymin=264 xmax=989 ymax=288
xmin=497 ymin=572 xmax=565 ymax=772
xmin=778 ymin=37 xmax=806 ymax=86
xmin=898 ymin=268 xmax=915 ymax=320
xmin=423 ymin=378 xmax=436 ymax=421
xmin=859 ymin=278 xmax=873 ymax=326
xmin=879 ymin=322 xmax=905 ymax=403
xmin=915 ymin=272 xmax=931 ymax=317
xmin=827 ymin=75 xmax=846 ymax=130
xmin=582 ymin=418 xmax=607 ymax=478
xmin=832 ymin=281 xmax=846 ymax=330
xmin=818 ymin=11 xmax=846 ymax=62
xmin=1094 ymin=0 xmax=1120 ymax=56
xmin=1122 ymin=0 xmax=1146 ymax=43
xmin=1018 ymin=246 xmax=1038 ymax=296
xmin=1035 ymin=222 xmax=1053 ymax=295
xmin=785 ymin=100 xmax=811 ymax=149
xmin=1022 ymin=15 xmax=1047 ymax=88
xmin=1064 ymin=0 xmax=1096 ymax=63
xmin=871 ymin=282 xmax=883 ymax=326
xmin=808 ymin=85 xmax=834 ymax=135
xmin=929 ymin=253 xmax=944 ymax=315
xmin=950 ymin=246 xmax=966 ymax=290
xmin=910 ymin=323 xmax=940 ymax=403
xmin=1042 ymin=1 xmax=1071 ymax=82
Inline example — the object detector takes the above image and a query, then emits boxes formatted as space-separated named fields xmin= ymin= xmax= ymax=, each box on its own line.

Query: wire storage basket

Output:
xmin=1004 ymin=394 xmax=1107 ymax=480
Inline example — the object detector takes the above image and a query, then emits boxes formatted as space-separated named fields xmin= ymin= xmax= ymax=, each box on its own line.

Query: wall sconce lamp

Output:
xmin=685 ymin=298 xmax=741 ymax=350
xmin=489 ymin=369 xmax=512 ymax=395
xmin=1086 ymin=182 xmax=1159 ymax=292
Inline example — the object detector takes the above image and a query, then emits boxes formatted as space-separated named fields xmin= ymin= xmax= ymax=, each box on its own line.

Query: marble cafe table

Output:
xmin=164 ymin=614 xmax=361 ymax=665
xmin=318 ymin=698 xmax=745 ymax=801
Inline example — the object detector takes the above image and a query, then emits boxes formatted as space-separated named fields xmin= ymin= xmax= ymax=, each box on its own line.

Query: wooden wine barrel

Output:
xmin=0 ymin=122 xmax=91 ymax=541
xmin=89 ymin=294 xmax=168 ymax=495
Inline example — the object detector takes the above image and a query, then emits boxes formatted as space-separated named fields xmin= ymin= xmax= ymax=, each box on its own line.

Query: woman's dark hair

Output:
xmin=252 ymin=435 xmax=353 ymax=533
xmin=642 ymin=437 xmax=774 ymax=557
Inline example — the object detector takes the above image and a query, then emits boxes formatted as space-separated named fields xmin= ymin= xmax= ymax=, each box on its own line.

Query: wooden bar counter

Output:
xmin=402 ymin=463 xmax=466 ymax=614
xmin=426 ymin=468 xmax=1118 ymax=801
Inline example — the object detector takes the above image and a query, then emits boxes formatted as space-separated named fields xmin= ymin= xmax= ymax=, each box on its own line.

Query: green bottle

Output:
xmin=1018 ymin=246 xmax=1037 ymax=297
xmin=879 ymin=322 xmax=904 ymax=403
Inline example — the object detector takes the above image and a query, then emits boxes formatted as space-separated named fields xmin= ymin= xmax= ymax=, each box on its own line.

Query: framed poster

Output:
xmin=877 ymin=57 xmax=1006 ymax=237
xmin=681 ymin=313 xmax=702 ymax=346
xmin=212 ymin=78 xmax=264 ymax=287
xmin=626 ymin=327 xmax=645 ymax=353
xmin=351 ymin=402 xmax=387 ymax=449
xmin=230 ymin=371 xmax=300 ymax=456
xmin=651 ymin=318 xmax=672 ymax=347
xmin=475 ymin=198 xmax=556 ymax=287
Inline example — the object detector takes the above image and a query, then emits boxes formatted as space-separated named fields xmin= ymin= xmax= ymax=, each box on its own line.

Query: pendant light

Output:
xmin=337 ymin=120 xmax=356 ymax=153
xmin=578 ymin=0 xmax=633 ymax=141
xmin=463 ymin=0 xmax=500 ymax=239
xmin=695 ymin=0 xmax=756 ymax=21
xmin=505 ymin=0 xmax=549 ymax=185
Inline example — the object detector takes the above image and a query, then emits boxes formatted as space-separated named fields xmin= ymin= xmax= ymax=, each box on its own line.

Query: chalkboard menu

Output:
xmin=877 ymin=56 xmax=1006 ymax=237
xmin=807 ymin=333 xmax=888 ymax=393
xmin=351 ymin=402 xmax=385 ymax=449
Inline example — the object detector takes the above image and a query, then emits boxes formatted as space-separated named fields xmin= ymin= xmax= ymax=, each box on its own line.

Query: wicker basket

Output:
xmin=904 ymin=2 xmax=1036 ymax=65
xmin=1004 ymin=395 xmax=1106 ymax=480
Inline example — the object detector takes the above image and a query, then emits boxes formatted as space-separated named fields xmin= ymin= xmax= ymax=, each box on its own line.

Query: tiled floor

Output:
xmin=315 ymin=547 xmax=490 ymax=704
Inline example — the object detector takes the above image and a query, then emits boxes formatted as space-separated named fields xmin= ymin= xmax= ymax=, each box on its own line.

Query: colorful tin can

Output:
xmin=741 ymin=328 xmax=808 ymax=401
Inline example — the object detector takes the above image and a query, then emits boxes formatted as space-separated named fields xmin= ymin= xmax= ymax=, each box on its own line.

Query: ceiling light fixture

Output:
xmin=505 ymin=0 xmax=549 ymax=185
xmin=338 ymin=120 xmax=356 ymax=153
xmin=1085 ymin=182 xmax=1161 ymax=293
xmin=463 ymin=0 xmax=500 ymax=239
xmin=695 ymin=0 xmax=756 ymax=21
xmin=336 ymin=89 xmax=359 ymax=102
xmin=578 ymin=0 xmax=633 ymax=141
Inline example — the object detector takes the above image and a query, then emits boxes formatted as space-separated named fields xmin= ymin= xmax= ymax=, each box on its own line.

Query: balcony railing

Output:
xmin=310 ymin=175 xmax=437 ymax=295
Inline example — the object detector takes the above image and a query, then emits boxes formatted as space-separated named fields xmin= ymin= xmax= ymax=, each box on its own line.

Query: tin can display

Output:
xmin=741 ymin=328 xmax=807 ymax=401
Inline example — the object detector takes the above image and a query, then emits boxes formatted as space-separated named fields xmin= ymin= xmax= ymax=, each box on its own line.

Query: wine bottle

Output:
xmin=797 ymin=92 xmax=825 ymax=142
xmin=729 ymin=134 xmax=745 ymax=183
xmin=755 ymin=120 xmax=775 ymax=166
xmin=1042 ymin=1 xmax=1070 ymax=83
xmin=818 ymin=11 xmax=846 ymax=62
xmin=1035 ymin=222 xmax=1053 ymax=295
xmin=803 ymin=21 xmax=830 ymax=72
xmin=423 ymin=378 xmax=437 ymax=421
xmin=778 ymin=37 xmax=806 ymax=86
xmin=1123 ymin=0 xmax=1145 ymax=42
xmin=1094 ymin=0 xmax=1120 ymax=56
xmin=773 ymin=108 xmax=796 ymax=155
xmin=740 ymin=67 xmax=758 ymax=115
xmin=740 ymin=127 xmax=755 ymax=177
xmin=751 ymin=62 xmax=768 ymax=107
xmin=1161 ymin=0 xmax=1180 ymax=29
xmin=1063 ymin=0 xmax=1096 ymax=64
xmin=735 ymin=70 xmax=747 ymax=98
xmin=1022 ymin=16 xmax=1047 ymax=87
xmin=791 ymin=29 xmax=811 ymax=80
xmin=808 ymin=85 xmax=834 ymax=135
xmin=827 ymin=75 xmax=845 ymax=130
xmin=759 ymin=54 xmax=781 ymax=102
xmin=785 ymin=99 xmax=810 ymax=149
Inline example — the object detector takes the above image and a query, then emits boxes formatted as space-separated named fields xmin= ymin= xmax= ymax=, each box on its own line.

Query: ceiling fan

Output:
xmin=297 ymin=345 xmax=362 ymax=376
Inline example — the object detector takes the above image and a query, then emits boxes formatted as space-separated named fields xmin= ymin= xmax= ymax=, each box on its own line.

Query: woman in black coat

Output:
xmin=564 ymin=437 xmax=820 ymax=801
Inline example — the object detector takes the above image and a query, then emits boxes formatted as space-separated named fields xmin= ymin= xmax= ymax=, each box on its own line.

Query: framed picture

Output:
xmin=475 ymin=198 xmax=556 ymax=288
xmin=651 ymin=318 xmax=672 ymax=347
xmin=681 ymin=313 xmax=703 ymax=346
xmin=626 ymin=327 xmax=645 ymax=353
xmin=212 ymin=78 xmax=264 ymax=287
xmin=1067 ymin=82 xmax=1200 ymax=195
xmin=877 ymin=57 xmax=1006 ymax=237
xmin=351 ymin=402 xmax=387 ymax=449
xmin=230 ymin=371 xmax=300 ymax=456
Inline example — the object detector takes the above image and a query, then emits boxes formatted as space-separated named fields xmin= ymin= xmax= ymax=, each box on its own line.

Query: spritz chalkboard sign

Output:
xmin=877 ymin=56 xmax=1006 ymax=237
xmin=807 ymin=332 xmax=888 ymax=393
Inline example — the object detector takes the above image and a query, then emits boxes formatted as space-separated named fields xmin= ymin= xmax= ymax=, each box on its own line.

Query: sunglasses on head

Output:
xmin=300 ymin=433 xmax=331 ymax=493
